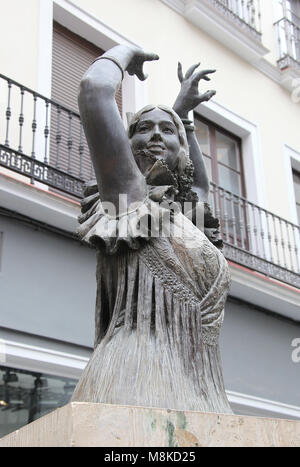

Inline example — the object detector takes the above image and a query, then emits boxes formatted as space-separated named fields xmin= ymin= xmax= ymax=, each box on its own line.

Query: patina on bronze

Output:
xmin=71 ymin=45 xmax=232 ymax=413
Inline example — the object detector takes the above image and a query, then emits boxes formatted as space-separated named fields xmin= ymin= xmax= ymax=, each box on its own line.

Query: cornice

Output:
xmin=0 ymin=172 xmax=79 ymax=234
xmin=229 ymin=261 xmax=300 ymax=322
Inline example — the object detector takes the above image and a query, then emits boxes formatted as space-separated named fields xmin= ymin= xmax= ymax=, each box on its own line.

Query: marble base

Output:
xmin=0 ymin=402 xmax=300 ymax=447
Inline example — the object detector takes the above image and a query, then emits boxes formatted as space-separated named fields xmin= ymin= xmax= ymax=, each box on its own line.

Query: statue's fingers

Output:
xmin=177 ymin=62 xmax=183 ymax=83
xmin=198 ymin=90 xmax=216 ymax=102
xmin=133 ymin=54 xmax=158 ymax=80
xmin=136 ymin=66 xmax=148 ymax=81
xmin=185 ymin=63 xmax=200 ymax=79
xmin=143 ymin=53 xmax=160 ymax=62
xmin=127 ymin=68 xmax=135 ymax=76
xmin=192 ymin=69 xmax=216 ymax=83
xmin=205 ymin=90 xmax=216 ymax=98
xmin=136 ymin=72 xmax=148 ymax=81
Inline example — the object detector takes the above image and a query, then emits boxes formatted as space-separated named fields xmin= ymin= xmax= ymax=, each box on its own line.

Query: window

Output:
xmin=195 ymin=114 xmax=247 ymax=248
xmin=0 ymin=366 xmax=77 ymax=438
xmin=194 ymin=114 xmax=245 ymax=196
xmin=292 ymin=169 xmax=300 ymax=223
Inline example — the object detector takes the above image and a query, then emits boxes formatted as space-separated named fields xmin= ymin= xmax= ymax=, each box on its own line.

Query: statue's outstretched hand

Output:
xmin=126 ymin=47 xmax=159 ymax=81
xmin=173 ymin=62 xmax=216 ymax=118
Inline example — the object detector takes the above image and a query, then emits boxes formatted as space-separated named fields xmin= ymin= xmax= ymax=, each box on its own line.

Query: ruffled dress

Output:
xmin=71 ymin=164 xmax=232 ymax=414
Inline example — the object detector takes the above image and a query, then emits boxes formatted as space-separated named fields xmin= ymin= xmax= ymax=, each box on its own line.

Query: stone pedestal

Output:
xmin=0 ymin=402 xmax=299 ymax=447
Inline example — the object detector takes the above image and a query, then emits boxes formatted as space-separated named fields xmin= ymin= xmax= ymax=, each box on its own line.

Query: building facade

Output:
xmin=0 ymin=0 xmax=299 ymax=437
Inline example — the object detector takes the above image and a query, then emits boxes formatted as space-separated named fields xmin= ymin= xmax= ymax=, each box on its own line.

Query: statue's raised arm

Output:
xmin=78 ymin=45 xmax=159 ymax=211
xmin=173 ymin=62 xmax=216 ymax=203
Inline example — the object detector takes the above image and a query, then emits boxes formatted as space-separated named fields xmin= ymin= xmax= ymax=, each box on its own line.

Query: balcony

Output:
xmin=204 ymin=0 xmax=262 ymax=38
xmin=161 ymin=0 xmax=268 ymax=64
xmin=209 ymin=184 xmax=300 ymax=288
xmin=0 ymin=74 xmax=299 ymax=288
xmin=275 ymin=15 xmax=300 ymax=70
xmin=0 ymin=73 xmax=88 ymax=198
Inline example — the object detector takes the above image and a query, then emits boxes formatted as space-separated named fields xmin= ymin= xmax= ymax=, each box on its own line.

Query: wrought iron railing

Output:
xmin=275 ymin=16 xmax=300 ymax=69
xmin=208 ymin=0 xmax=262 ymax=38
xmin=209 ymin=184 xmax=300 ymax=287
xmin=0 ymin=74 xmax=299 ymax=287
xmin=0 ymin=73 xmax=91 ymax=197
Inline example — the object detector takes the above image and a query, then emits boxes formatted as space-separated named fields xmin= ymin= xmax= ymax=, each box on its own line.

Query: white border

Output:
xmin=1 ymin=338 xmax=300 ymax=420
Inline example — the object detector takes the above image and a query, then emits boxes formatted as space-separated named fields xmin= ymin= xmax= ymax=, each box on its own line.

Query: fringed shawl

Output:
xmin=72 ymin=183 xmax=232 ymax=414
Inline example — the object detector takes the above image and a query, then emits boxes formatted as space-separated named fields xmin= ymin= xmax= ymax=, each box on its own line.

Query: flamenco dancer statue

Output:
xmin=71 ymin=45 xmax=232 ymax=414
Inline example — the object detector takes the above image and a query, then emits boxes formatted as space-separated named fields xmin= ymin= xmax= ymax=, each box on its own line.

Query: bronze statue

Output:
xmin=71 ymin=45 xmax=232 ymax=413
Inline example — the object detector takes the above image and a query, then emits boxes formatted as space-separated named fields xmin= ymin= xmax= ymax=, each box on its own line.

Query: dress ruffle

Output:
xmin=77 ymin=185 xmax=179 ymax=254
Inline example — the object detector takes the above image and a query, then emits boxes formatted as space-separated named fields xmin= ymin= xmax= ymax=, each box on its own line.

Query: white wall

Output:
xmin=0 ymin=0 xmax=40 ymax=88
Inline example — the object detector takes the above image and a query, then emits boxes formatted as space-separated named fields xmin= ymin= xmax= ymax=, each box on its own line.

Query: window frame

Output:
xmin=292 ymin=168 xmax=300 ymax=223
xmin=284 ymin=143 xmax=300 ymax=225
xmin=194 ymin=112 xmax=247 ymax=198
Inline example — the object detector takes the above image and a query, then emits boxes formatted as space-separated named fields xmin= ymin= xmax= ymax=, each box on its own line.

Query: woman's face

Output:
xmin=130 ymin=108 xmax=181 ymax=174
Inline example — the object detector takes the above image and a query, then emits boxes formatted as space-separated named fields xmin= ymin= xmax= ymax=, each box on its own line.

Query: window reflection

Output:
xmin=0 ymin=366 xmax=77 ymax=438
xmin=218 ymin=164 xmax=242 ymax=196
xmin=216 ymin=131 xmax=240 ymax=171
xmin=195 ymin=120 xmax=210 ymax=156
xmin=194 ymin=115 xmax=244 ymax=197
xmin=292 ymin=169 xmax=300 ymax=223
xmin=203 ymin=155 xmax=212 ymax=182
